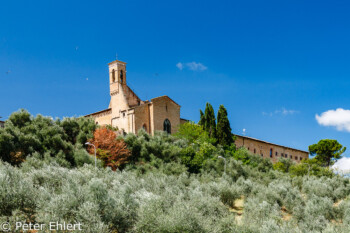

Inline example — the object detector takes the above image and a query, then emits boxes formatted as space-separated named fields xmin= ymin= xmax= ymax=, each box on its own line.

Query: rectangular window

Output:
xmin=295 ymin=156 xmax=298 ymax=160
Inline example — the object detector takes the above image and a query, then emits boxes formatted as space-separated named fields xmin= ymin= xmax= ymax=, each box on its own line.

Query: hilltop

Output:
xmin=0 ymin=110 xmax=349 ymax=232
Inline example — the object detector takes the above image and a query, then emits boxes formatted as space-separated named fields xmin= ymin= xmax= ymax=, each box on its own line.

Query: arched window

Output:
xmin=163 ymin=119 xmax=171 ymax=134
xmin=112 ymin=69 xmax=115 ymax=82
xmin=120 ymin=70 xmax=124 ymax=84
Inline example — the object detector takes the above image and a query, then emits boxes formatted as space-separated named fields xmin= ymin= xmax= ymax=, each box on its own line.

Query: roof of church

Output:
xmin=151 ymin=95 xmax=181 ymax=107
xmin=85 ymin=108 xmax=112 ymax=117
xmin=108 ymin=60 xmax=127 ymax=65
xmin=125 ymin=85 xmax=141 ymax=101
xmin=235 ymin=134 xmax=309 ymax=153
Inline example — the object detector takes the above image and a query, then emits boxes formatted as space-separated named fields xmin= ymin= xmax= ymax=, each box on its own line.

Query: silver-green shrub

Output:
xmin=1 ymin=152 xmax=350 ymax=232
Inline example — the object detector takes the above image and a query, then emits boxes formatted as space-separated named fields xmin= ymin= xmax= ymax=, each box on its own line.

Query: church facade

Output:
xmin=86 ymin=60 xmax=186 ymax=135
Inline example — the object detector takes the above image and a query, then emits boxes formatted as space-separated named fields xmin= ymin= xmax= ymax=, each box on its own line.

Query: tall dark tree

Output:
xmin=198 ymin=110 xmax=205 ymax=127
xmin=309 ymin=139 xmax=346 ymax=166
xmin=216 ymin=105 xmax=233 ymax=146
xmin=204 ymin=103 xmax=216 ymax=138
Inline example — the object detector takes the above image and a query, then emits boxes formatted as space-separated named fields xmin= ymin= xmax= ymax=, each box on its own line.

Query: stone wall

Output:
xmin=110 ymin=83 xmax=130 ymax=116
xmin=235 ymin=135 xmax=309 ymax=163
xmin=150 ymin=96 xmax=180 ymax=134
xmin=88 ymin=109 xmax=112 ymax=126
xmin=111 ymin=109 xmax=134 ymax=133
xmin=134 ymin=103 xmax=151 ymax=134
xmin=125 ymin=86 xmax=141 ymax=107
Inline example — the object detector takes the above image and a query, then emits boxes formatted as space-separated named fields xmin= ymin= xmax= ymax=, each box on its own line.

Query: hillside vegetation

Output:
xmin=0 ymin=109 xmax=349 ymax=232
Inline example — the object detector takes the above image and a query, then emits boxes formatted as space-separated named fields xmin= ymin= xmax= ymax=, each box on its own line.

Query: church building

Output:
xmin=86 ymin=59 xmax=186 ymax=135
xmin=85 ymin=59 xmax=308 ymax=163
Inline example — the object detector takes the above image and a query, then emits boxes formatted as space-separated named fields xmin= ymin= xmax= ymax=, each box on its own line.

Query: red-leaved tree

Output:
xmin=87 ymin=127 xmax=131 ymax=170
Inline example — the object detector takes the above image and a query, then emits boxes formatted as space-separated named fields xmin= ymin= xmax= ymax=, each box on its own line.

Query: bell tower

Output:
xmin=108 ymin=59 xmax=130 ymax=127
xmin=108 ymin=60 xmax=127 ymax=96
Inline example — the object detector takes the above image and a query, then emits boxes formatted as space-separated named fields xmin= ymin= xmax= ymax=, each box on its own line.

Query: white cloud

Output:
xmin=176 ymin=61 xmax=207 ymax=71
xmin=262 ymin=108 xmax=299 ymax=117
xmin=332 ymin=157 xmax=350 ymax=175
xmin=278 ymin=108 xmax=299 ymax=115
xmin=316 ymin=108 xmax=350 ymax=132
xmin=176 ymin=62 xmax=183 ymax=70
xmin=186 ymin=62 xmax=207 ymax=71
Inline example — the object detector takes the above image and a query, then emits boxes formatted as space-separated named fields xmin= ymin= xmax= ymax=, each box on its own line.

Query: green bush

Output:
xmin=0 ymin=109 xmax=96 ymax=166
xmin=124 ymin=129 xmax=186 ymax=163
xmin=273 ymin=157 xmax=295 ymax=173
xmin=0 ymin=151 xmax=350 ymax=232
xmin=175 ymin=121 xmax=214 ymax=144
xmin=289 ymin=158 xmax=334 ymax=178
xmin=2 ymin=110 xmax=350 ymax=232
xmin=233 ymin=147 xmax=273 ymax=172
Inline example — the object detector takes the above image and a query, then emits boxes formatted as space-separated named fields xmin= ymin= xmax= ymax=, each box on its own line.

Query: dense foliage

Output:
xmin=0 ymin=109 xmax=96 ymax=167
xmin=88 ymin=127 xmax=131 ymax=170
xmin=216 ymin=105 xmax=234 ymax=147
xmin=0 ymin=153 xmax=349 ymax=232
xmin=200 ymin=103 xmax=217 ymax=139
xmin=198 ymin=103 xmax=235 ymax=149
xmin=309 ymin=139 xmax=346 ymax=166
xmin=0 ymin=109 xmax=348 ymax=232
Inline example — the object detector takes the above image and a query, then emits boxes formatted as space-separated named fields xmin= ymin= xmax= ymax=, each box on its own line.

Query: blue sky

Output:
xmin=1 ymin=0 xmax=350 ymax=154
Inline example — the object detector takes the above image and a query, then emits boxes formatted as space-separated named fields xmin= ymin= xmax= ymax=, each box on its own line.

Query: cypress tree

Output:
xmin=216 ymin=105 xmax=233 ymax=146
xmin=198 ymin=109 xmax=205 ymax=127
xmin=204 ymin=103 xmax=216 ymax=138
